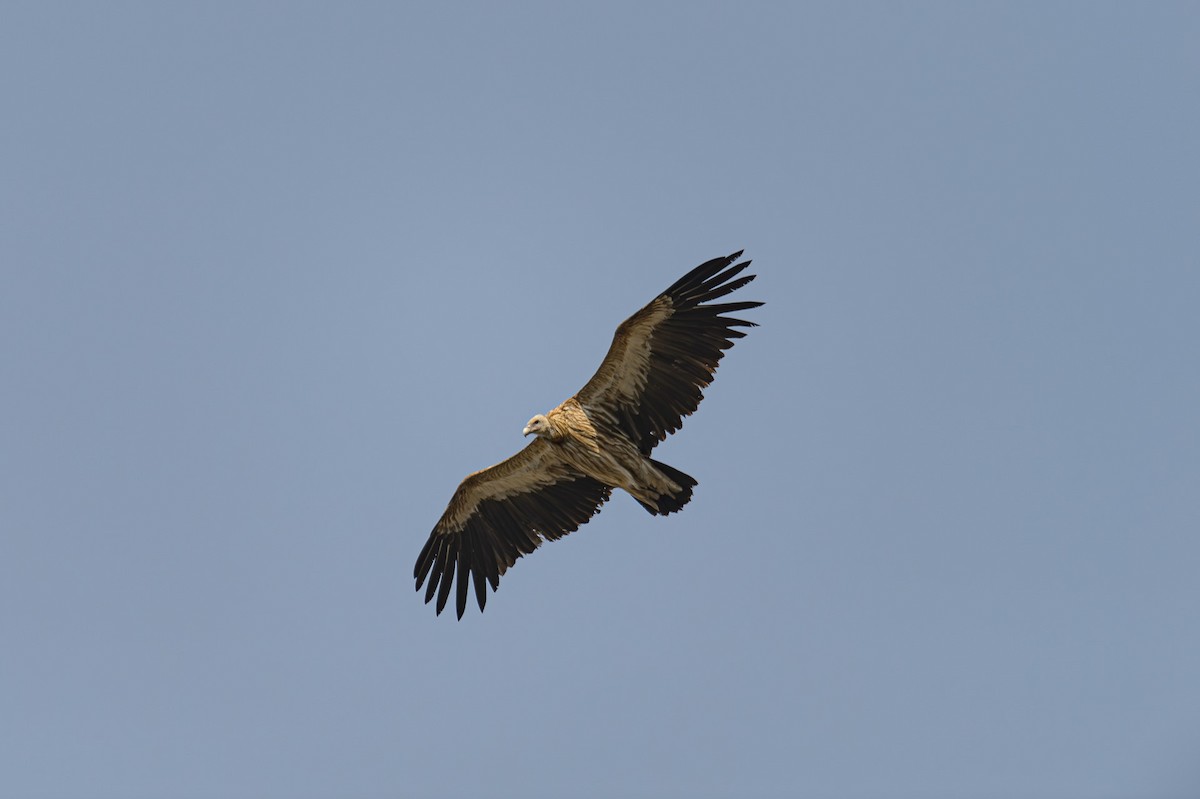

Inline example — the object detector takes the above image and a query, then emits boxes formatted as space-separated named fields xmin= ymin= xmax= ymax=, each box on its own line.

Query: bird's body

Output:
xmin=415 ymin=251 xmax=762 ymax=618
xmin=531 ymin=398 xmax=694 ymax=513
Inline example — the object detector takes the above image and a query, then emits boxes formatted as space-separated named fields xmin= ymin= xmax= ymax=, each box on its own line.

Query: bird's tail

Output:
xmin=635 ymin=460 xmax=698 ymax=516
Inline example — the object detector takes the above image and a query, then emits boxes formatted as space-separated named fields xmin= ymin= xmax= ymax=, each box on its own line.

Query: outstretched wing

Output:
xmin=414 ymin=438 xmax=612 ymax=619
xmin=576 ymin=250 xmax=762 ymax=454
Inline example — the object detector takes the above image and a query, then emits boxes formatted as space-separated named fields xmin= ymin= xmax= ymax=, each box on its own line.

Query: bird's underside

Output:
xmin=414 ymin=250 xmax=762 ymax=618
xmin=529 ymin=397 xmax=697 ymax=515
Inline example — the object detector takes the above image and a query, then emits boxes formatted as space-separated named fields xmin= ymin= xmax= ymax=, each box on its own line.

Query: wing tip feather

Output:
xmin=418 ymin=474 xmax=611 ymax=619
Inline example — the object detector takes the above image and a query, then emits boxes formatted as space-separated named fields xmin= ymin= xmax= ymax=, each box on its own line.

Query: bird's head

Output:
xmin=523 ymin=414 xmax=551 ymax=438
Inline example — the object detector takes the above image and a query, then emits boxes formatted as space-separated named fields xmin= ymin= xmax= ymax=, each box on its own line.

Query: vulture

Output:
xmin=414 ymin=250 xmax=762 ymax=618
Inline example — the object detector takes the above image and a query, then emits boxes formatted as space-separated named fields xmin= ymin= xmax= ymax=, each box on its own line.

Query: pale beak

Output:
xmin=522 ymin=426 xmax=533 ymax=436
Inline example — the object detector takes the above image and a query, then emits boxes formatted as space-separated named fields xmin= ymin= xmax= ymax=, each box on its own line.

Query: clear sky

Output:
xmin=3 ymin=3 xmax=1198 ymax=798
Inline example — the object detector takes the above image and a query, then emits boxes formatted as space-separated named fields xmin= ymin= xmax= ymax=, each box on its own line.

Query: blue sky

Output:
xmin=3 ymin=3 xmax=1198 ymax=797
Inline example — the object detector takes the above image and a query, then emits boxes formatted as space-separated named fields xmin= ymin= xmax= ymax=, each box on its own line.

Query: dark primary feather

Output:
xmin=578 ymin=250 xmax=762 ymax=454
xmin=414 ymin=472 xmax=611 ymax=619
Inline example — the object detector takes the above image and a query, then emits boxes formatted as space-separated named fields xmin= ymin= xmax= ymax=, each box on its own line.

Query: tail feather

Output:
xmin=635 ymin=460 xmax=697 ymax=516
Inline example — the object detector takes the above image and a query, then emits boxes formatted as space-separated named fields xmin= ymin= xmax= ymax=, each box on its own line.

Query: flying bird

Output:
xmin=414 ymin=250 xmax=762 ymax=618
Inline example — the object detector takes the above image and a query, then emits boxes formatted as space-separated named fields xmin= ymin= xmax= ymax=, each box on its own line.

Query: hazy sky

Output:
xmin=3 ymin=3 xmax=1198 ymax=798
